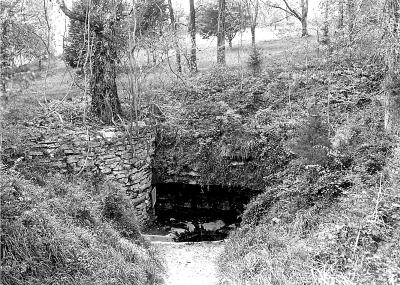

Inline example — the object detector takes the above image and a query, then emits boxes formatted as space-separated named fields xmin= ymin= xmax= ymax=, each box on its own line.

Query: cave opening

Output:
xmin=144 ymin=183 xmax=256 ymax=242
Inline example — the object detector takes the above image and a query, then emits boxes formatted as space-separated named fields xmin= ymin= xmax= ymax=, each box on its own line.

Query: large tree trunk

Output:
xmin=168 ymin=0 xmax=181 ymax=72
xmin=217 ymin=0 xmax=226 ymax=65
xmin=301 ymin=0 xmax=309 ymax=37
xmin=90 ymin=33 xmax=122 ymax=123
xmin=189 ymin=0 xmax=197 ymax=73
xmin=251 ymin=25 xmax=256 ymax=47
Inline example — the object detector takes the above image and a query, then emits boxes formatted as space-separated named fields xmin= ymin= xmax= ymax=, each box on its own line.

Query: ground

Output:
xmin=153 ymin=241 xmax=225 ymax=285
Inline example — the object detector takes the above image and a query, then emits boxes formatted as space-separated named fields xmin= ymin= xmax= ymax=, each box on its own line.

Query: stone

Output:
xmin=102 ymin=167 xmax=112 ymax=174
xmin=186 ymin=222 xmax=196 ymax=232
xmin=29 ymin=151 xmax=43 ymax=156
xmin=201 ymin=220 xmax=226 ymax=231
xmin=171 ymin=227 xmax=186 ymax=235
xmin=22 ymin=125 xmax=154 ymax=226
xmin=66 ymin=156 xmax=79 ymax=164
xmin=64 ymin=149 xmax=75 ymax=155
xmin=99 ymin=154 xmax=115 ymax=160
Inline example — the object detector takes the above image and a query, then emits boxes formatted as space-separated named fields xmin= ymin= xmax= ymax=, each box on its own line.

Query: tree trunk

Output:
xmin=301 ymin=18 xmax=308 ymax=37
xmin=228 ymin=35 xmax=233 ymax=48
xmin=152 ymin=50 xmax=156 ymax=65
xmin=347 ymin=0 xmax=354 ymax=43
xmin=1 ymin=17 xmax=9 ymax=95
xmin=189 ymin=0 xmax=197 ymax=73
xmin=384 ymin=0 xmax=400 ymax=134
xmin=321 ymin=0 xmax=329 ymax=45
xmin=337 ymin=0 xmax=344 ymax=29
xmin=89 ymin=32 xmax=122 ymax=123
xmin=217 ymin=0 xmax=226 ymax=65
xmin=251 ymin=25 xmax=256 ymax=47
xmin=301 ymin=0 xmax=309 ymax=37
xmin=168 ymin=0 xmax=181 ymax=72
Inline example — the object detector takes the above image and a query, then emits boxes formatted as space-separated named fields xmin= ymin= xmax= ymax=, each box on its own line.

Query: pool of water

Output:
xmin=143 ymin=217 xmax=237 ymax=242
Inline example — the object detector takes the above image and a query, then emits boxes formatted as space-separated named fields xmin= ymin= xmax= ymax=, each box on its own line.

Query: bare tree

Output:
xmin=271 ymin=0 xmax=309 ymax=37
xmin=168 ymin=0 xmax=182 ymax=72
xmin=189 ymin=0 xmax=197 ymax=72
xmin=217 ymin=0 xmax=226 ymax=64
xmin=244 ymin=0 xmax=259 ymax=47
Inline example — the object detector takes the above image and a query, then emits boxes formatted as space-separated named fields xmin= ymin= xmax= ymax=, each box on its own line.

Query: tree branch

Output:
xmin=282 ymin=0 xmax=301 ymax=19
xmin=270 ymin=0 xmax=301 ymax=21
xmin=270 ymin=5 xmax=296 ymax=19
xmin=57 ymin=0 xmax=86 ymax=22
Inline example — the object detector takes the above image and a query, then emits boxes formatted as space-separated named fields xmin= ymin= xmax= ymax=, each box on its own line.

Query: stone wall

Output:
xmin=23 ymin=125 xmax=155 ymax=226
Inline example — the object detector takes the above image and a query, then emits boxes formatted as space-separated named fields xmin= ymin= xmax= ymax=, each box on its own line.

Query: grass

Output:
xmin=1 ymin=170 xmax=165 ymax=285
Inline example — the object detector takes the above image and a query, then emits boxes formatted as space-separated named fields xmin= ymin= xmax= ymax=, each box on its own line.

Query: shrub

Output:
xmin=247 ymin=47 xmax=263 ymax=75
xmin=291 ymin=109 xmax=333 ymax=168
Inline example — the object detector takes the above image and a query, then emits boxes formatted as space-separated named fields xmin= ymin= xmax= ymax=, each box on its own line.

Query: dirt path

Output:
xmin=152 ymin=241 xmax=225 ymax=285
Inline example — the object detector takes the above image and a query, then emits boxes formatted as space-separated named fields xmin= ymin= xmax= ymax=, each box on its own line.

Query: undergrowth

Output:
xmin=214 ymin=48 xmax=399 ymax=284
xmin=0 ymin=170 xmax=165 ymax=285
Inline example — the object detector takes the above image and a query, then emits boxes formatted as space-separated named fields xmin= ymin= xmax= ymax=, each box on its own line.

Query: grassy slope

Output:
xmin=1 ymin=170 xmax=165 ymax=285
xmin=210 ymin=45 xmax=400 ymax=283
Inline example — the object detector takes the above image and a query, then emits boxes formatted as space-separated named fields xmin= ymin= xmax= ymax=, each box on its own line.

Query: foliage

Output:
xmin=247 ymin=47 xmax=263 ymax=75
xmin=63 ymin=0 xmax=169 ymax=69
xmin=0 ymin=170 xmax=165 ymax=285
xmin=197 ymin=0 xmax=247 ymax=45
xmin=63 ymin=1 xmax=88 ymax=68
xmin=290 ymin=109 xmax=332 ymax=167
xmin=1 ymin=0 xmax=51 ymax=63
xmin=102 ymin=183 xmax=142 ymax=240
xmin=135 ymin=0 xmax=168 ymax=37
xmin=154 ymin=66 xmax=291 ymax=190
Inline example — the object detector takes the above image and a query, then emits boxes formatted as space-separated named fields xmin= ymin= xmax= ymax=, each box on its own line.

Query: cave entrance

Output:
xmin=144 ymin=183 xmax=255 ymax=242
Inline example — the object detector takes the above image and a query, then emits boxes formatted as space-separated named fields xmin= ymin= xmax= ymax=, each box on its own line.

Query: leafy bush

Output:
xmin=0 ymin=170 xmax=164 ymax=285
xmin=290 ymin=109 xmax=333 ymax=168
xmin=247 ymin=47 xmax=263 ymax=75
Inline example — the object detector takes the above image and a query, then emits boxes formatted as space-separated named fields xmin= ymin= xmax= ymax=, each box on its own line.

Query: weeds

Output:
xmin=0 ymin=170 xmax=164 ymax=285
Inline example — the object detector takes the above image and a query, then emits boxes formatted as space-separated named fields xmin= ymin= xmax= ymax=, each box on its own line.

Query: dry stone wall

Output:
xmin=24 ymin=125 xmax=155 ymax=225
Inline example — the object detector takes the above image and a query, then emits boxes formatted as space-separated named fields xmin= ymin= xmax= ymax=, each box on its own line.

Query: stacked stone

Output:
xmin=25 ymin=125 xmax=155 ymax=225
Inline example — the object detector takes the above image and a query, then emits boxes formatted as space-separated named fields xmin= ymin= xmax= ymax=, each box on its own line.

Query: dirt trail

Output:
xmin=152 ymin=241 xmax=225 ymax=285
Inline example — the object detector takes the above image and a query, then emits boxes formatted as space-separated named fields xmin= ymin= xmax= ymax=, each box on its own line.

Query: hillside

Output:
xmin=1 ymin=5 xmax=400 ymax=283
